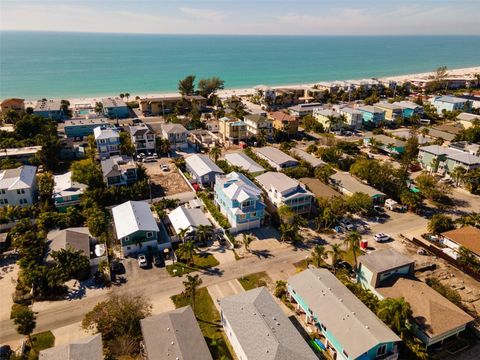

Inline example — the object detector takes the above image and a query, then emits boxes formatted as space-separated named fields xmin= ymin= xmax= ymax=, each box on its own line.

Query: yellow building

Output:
xmin=138 ymin=95 xmax=206 ymax=116
xmin=218 ymin=117 xmax=247 ymax=143
xmin=268 ymin=111 xmax=299 ymax=136
xmin=457 ymin=112 xmax=480 ymax=129
xmin=0 ymin=98 xmax=25 ymax=115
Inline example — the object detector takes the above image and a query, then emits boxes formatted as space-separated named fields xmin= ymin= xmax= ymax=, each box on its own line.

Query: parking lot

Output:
xmin=142 ymin=159 xmax=192 ymax=197
xmin=116 ymin=257 xmax=170 ymax=287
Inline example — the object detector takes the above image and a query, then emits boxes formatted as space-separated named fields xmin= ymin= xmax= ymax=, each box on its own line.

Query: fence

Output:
xmin=410 ymin=237 xmax=480 ymax=282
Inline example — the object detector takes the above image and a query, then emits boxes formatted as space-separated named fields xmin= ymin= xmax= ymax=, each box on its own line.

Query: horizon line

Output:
xmin=2 ymin=29 xmax=480 ymax=37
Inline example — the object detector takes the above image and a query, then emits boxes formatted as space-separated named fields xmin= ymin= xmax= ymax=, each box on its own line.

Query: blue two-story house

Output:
xmin=101 ymin=97 xmax=130 ymax=119
xmin=288 ymin=268 xmax=401 ymax=360
xmin=357 ymin=106 xmax=386 ymax=127
xmin=214 ymin=172 xmax=265 ymax=232
xmin=431 ymin=96 xmax=472 ymax=115
xmin=93 ymin=126 xmax=121 ymax=159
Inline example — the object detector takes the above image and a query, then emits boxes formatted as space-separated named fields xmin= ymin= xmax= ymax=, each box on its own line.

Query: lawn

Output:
xmin=166 ymin=253 xmax=219 ymax=277
xmin=27 ymin=331 xmax=55 ymax=359
xmin=238 ymin=271 xmax=271 ymax=291
xmin=171 ymin=288 xmax=233 ymax=359
xmin=293 ymin=259 xmax=309 ymax=271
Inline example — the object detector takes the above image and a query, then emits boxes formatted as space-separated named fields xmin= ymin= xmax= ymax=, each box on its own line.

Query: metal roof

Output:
xmin=330 ymin=172 xmax=386 ymax=197
xmin=254 ymin=146 xmax=298 ymax=167
xmin=216 ymin=172 xmax=262 ymax=203
xmin=185 ymin=154 xmax=224 ymax=177
xmin=0 ymin=165 xmax=37 ymax=190
xmin=112 ymin=201 xmax=159 ymax=239
xmin=168 ymin=206 xmax=211 ymax=235
xmin=225 ymin=152 xmax=265 ymax=174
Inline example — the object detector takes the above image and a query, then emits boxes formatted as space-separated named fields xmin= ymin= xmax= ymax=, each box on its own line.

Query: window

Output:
xmin=124 ymin=236 xmax=129 ymax=242
xmin=146 ymin=232 xmax=153 ymax=238
xmin=251 ymin=212 xmax=257 ymax=217
xmin=1 ymin=189 xmax=5 ymax=194
xmin=238 ymin=214 xmax=246 ymax=220
xmin=376 ymin=344 xmax=387 ymax=357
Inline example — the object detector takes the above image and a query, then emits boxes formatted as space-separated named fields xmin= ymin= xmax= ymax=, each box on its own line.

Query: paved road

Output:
xmin=0 ymin=245 xmax=309 ymax=343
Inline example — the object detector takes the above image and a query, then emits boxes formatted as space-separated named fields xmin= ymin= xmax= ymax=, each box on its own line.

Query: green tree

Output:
xmin=177 ymin=240 xmax=196 ymax=266
xmin=178 ymin=75 xmax=196 ymax=96
xmin=400 ymin=190 xmax=423 ymax=212
xmin=343 ymin=230 xmax=361 ymax=268
xmin=82 ymin=293 xmax=151 ymax=357
xmin=427 ymin=214 xmax=455 ymax=234
xmin=86 ymin=206 xmax=110 ymax=238
xmin=156 ymin=138 xmax=171 ymax=155
xmin=242 ymin=233 xmax=254 ymax=253
xmin=195 ymin=224 xmax=213 ymax=246
xmin=197 ymin=77 xmax=225 ymax=98
xmin=464 ymin=168 xmax=480 ymax=194
xmin=13 ymin=307 xmax=36 ymax=349
xmin=377 ymin=297 xmax=412 ymax=336
xmin=278 ymin=205 xmax=295 ymax=224
xmin=37 ymin=171 xmax=55 ymax=207
xmin=119 ymin=132 xmax=135 ymax=156
xmin=314 ymin=164 xmax=335 ymax=183
xmin=309 ymin=244 xmax=327 ymax=268
xmin=346 ymin=192 xmax=373 ymax=216
xmin=51 ymin=248 xmax=90 ymax=281
xmin=183 ymin=274 xmax=203 ymax=311
xmin=274 ymin=280 xmax=287 ymax=298
xmin=327 ymin=244 xmax=345 ymax=274
xmin=450 ymin=166 xmax=467 ymax=187
xmin=209 ymin=146 xmax=221 ymax=163
xmin=71 ymin=159 xmax=103 ymax=188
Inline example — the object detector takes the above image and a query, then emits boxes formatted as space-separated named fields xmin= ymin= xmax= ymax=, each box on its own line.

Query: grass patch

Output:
xmin=342 ymin=247 xmax=362 ymax=267
xmin=167 ymin=253 xmax=219 ymax=277
xmin=238 ymin=271 xmax=271 ymax=291
xmin=10 ymin=303 xmax=28 ymax=319
xmin=26 ymin=331 xmax=55 ymax=359
xmin=171 ymin=288 xmax=233 ymax=360
xmin=293 ymin=259 xmax=309 ymax=271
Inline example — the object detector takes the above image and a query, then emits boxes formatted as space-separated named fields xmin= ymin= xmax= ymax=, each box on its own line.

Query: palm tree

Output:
xmin=377 ymin=297 xmax=412 ymax=336
xmin=177 ymin=240 xmax=196 ymax=266
xmin=13 ymin=307 xmax=36 ymax=350
xmin=195 ymin=225 xmax=213 ymax=246
xmin=119 ymin=93 xmax=125 ymax=100
xmin=125 ymin=93 xmax=130 ymax=101
xmin=309 ymin=245 xmax=327 ymax=268
xmin=242 ymin=233 xmax=254 ymax=253
xmin=327 ymin=244 xmax=345 ymax=274
xmin=209 ymin=146 xmax=221 ymax=163
xmin=183 ymin=274 xmax=202 ymax=311
xmin=451 ymin=166 xmax=467 ymax=187
xmin=343 ymin=231 xmax=361 ymax=269
xmin=177 ymin=228 xmax=189 ymax=243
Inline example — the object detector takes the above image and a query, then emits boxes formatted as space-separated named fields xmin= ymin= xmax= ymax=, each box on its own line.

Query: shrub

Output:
xmin=10 ymin=303 xmax=28 ymax=319
xmin=198 ymin=192 xmax=231 ymax=229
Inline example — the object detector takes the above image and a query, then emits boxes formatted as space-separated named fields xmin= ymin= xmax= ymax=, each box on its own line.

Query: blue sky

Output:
xmin=1 ymin=0 xmax=479 ymax=35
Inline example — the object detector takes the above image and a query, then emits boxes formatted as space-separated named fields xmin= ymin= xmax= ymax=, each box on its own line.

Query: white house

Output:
xmin=129 ymin=123 xmax=156 ymax=155
xmin=167 ymin=205 xmax=211 ymax=242
xmin=93 ymin=126 xmax=120 ymax=159
xmin=254 ymin=146 xmax=298 ymax=171
xmin=161 ymin=123 xmax=188 ymax=150
xmin=243 ymin=114 xmax=273 ymax=138
xmin=0 ymin=165 xmax=37 ymax=207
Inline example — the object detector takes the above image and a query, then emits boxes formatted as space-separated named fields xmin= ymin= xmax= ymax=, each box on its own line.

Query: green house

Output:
xmin=53 ymin=172 xmax=87 ymax=212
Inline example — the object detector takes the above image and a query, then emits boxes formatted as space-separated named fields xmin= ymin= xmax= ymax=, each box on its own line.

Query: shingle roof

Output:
xmin=112 ymin=201 xmax=159 ymax=239
xmin=225 ymin=152 xmax=265 ymax=174
xmin=330 ymin=172 xmax=386 ymax=197
xmin=141 ymin=306 xmax=213 ymax=360
xmin=288 ymin=268 xmax=400 ymax=359
xmin=39 ymin=334 xmax=103 ymax=360
xmin=244 ymin=114 xmax=269 ymax=123
xmin=377 ymin=276 xmax=473 ymax=339
xmin=185 ymin=154 xmax=224 ymax=177
xmin=358 ymin=248 xmax=414 ymax=274
xmin=167 ymin=206 xmax=211 ymax=235
xmin=0 ymin=165 xmax=37 ymax=190
xmin=441 ymin=226 xmax=480 ymax=256
xmin=162 ymin=123 xmax=188 ymax=134
xmin=299 ymin=178 xmax=342 ymax=199
xmin=219 ymin=287 xmax=317 ymax=360
xmin=268 ymin=111 xmax=297 ymax=123
xmin=257 ymin=171 xmax=307 ymax=195
xmin=46 ymin=227 xmax=91 ymax=260
xmin=254 ymin=146 xmax=298 ymax=167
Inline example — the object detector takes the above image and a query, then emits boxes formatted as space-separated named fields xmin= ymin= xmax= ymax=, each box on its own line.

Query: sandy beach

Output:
xmin=24 ymin=66 xmax=480 ymax=109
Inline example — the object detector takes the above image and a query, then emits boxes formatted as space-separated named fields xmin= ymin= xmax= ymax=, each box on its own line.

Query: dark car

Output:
xmin=0 ymin=345 xmax=12 ymax=360
xmin=93 ymin=271 xmax=104 ymax=284
xmin=153 ymin=254 xmax=165 ymax=268
xmin=337 ymin=261 xmax=353 ymax=274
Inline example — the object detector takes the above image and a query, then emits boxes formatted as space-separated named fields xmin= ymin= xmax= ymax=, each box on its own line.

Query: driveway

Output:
xmin=0 ymin=259 xmax=18 ymax=321
xmin=207 ymin=279 xmax=244 ymax=311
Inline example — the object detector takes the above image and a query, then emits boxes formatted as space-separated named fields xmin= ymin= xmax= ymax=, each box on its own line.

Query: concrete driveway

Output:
xmin=207 ymin=279 xmax=244 ymax=311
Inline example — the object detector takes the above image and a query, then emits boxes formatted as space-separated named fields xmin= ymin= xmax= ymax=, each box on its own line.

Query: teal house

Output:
xmin=288 ymin=268 xmax=401 ymax=360
xmin=53 ymin=172 xmax=87 ymax=212
xmin=112 ymin=200 xmax=168 ymax=256
xmin=214 ymin=172 xmax=265 ymax=232
xmin=357 ymin=106 xmax=385 ymax=127
xmin=363 ymin=133 xmax=406 ymax=155
xmin=392 ymin=101 xmax=423 ymax=118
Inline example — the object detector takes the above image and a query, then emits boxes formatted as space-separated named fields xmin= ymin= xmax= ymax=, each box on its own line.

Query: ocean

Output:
xmin=1 ymin=31 xmax=480 ymax=99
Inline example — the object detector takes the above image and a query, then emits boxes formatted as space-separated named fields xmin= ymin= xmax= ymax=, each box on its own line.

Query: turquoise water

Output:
xmin=1 ymin=31 xmax=480 ymax=99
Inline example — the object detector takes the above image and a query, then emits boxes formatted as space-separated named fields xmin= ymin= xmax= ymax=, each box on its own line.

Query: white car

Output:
xmin=374 ymin=233 xmax=391 ymax=243
xmin=137 ymin=254 xmax=148 ymax=268
xmin=160 ymin=164 xmax=170 ymax=171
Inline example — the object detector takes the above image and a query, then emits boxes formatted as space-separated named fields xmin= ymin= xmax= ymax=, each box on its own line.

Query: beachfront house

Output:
xmin=129 ymin=123 xmax=156 ymax=155
xmin=218 ymin=116 xmax=247 ymax=143
xmin=185 ymin=154 xmax=224 ymax=187
xmin=268 ymin=111 xmax=299 ymax=136
xmin=332 ymin=105 xmax=363 ymax=130
xmin=254 ymin=146 xmax=298 ymax=171
xmin=39 ymin=334 xmax=103 ymax=360
xmin=330 ymin=172 xmax=386 ymax=202
xmin=431 ymin=96 xmax=472 ymax=115
xmin=288 ymin=268 xmax=401 ymax=360
xmin=101 ymin=97 xmax=130 ymax=118
xmin=224 ymin=152 xmax=265 ymax=176
xmin=243 ymin=114 xmax=273 ymax=139
xmin=0 ymin=98 xmax=25 ymax=115
xmin=0 ymin=165 xmax=37 ymax=207
xmin=167 ymin=205 xmax=211 ymax=243
xmin=288 ymin=102 xmax=322 ymax=117
xmin=33 ymin=99 xmax=66 ymax=121
xmin=363 ymin=133 xmax=406 ymax=155
xmin=63 ymin=118 xmax=110 ymax=139
xmin=161 ymin=123 xmax=188 ymax=150
xmin=140 ymin=306 xmax=213 ymax=360
xmin=112 ymin=200 xmax=163 ymax=256
xmin=256 ymin=171 xmax=313 ymax=215
xmin=101 ymin=155 xmax=138 ymax=186
xmin=357 ymin=249 xmax=473 ymax=347
xmin=440 ymin=226 xmax=480 ymax=261
xmin=93 ymin=126 xmax=120 ymax=159
xmin=138 ymin=95 xmax=206 ymax=116
xmin=357 ymin=106 xmax=386 ymax=127
xmin=53 ymin=172 xmax=87 ymax=211
xmin=219 ymin=287 xmax=318 ymax=360
xmin=417 ymin=145 xmax=480 ymax=175
xmin=392 ymin=101 xmax=423 ymax=118
xmin=214 ymin=172 xmax=265 ymax=232
xmin=46 ymin=227 xmax=107 ymax=269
